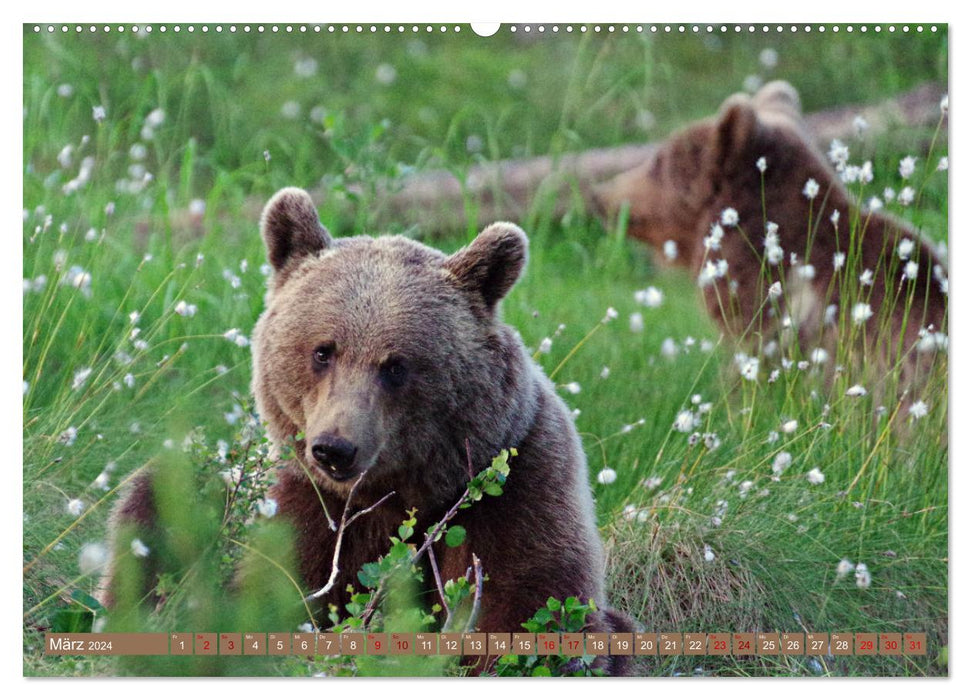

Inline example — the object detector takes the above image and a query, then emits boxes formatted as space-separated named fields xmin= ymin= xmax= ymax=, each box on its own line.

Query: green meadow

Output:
xmin=23 ymin=24 xmax=947 ymax=676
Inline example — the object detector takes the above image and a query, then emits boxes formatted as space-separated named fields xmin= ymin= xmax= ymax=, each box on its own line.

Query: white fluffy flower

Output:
xmin=768 ymin=281 xmax=782 ymax=299
xmin=257 ymin=498 xmax=279 ymax=518
xmin=852 ymin=303 xmax=873 ymax=325
xmin=537 ymin=337 xmax=553 ymax=354
xmin=802 ymin=178 xmax=820 ymax=199
xmin=806 ymin=468 xmax=825 ymax=485
xmin=720 ymin=208 xmax=739 ymax=226
xmin=629 ymin=312 xmax=644 ymax=333
xmin=703 ymin=544 xmax=716 ymax=562
xmin=845 ymin=384 xmax=867 ymax=397
xmin=756 ymin=156 xmax=767 ymax=172
xmin=908 ymin=400 xmax=929 ymax=419
xmin=673 ymin=410 xmax=696 ymax=433
xmin=772 ymin=451 xmax=792 ymax=475
xmin=836 ymin=558 xmax=854 ymax=579
xmin=899 ymin=156 xmax=917 ymax=179
xmin=131 ymin=538 xmax=150 ymax=558
xmin=903 ymin=261 xmax=919 ymax=280
xmin=79 ymin=542 xmax=109 ymax=576
xmin=635 ymin=286 xmax=664 ymax=308
xmin=596 ymin=468 xmax=617 ymax=485
xmin=855 ymin=562 xmax=872 ymax=588
xmin=663 ymin=240 xmax=678 ymax=260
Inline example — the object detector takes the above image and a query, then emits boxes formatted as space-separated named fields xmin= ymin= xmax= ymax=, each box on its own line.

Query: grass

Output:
xmin=22 ymin=24 xmax=948 ymax=677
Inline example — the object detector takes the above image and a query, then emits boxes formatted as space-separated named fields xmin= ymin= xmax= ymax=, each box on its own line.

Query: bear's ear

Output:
xmin=714 ymin=94 xmax=759 ymax=163
xmin=753 ymin=80 xmax=803 ymax=122
xmin=444 ymin=222 xmax=528 ymax=314
xmin=260 ymin=187 xmax=333 ymax=273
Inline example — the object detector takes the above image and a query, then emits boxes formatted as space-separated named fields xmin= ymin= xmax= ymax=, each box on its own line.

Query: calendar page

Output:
xmin=22 ymin=18 xmax=948 ymax=680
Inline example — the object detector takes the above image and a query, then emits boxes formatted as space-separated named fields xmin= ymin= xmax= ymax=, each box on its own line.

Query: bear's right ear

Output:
xmin=714 ymin=94 xmax=758 ymax=163
xmin=444 ymin=222 xmax=528 ymax=315
xmin=260 ymin=187 xmax=333 ymax=274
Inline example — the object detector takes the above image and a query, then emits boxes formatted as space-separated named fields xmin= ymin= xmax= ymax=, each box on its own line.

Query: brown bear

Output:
xmin=593 ymin=81 xmax=947 ymax=383
xmin=103 ymin=187 xmax=632 ymax=675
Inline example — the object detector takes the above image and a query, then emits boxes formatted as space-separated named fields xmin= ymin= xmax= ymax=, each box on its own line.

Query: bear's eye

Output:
xmin=312 ymin=344 xmax=335 ymax=369
xmin=379 ymin=358 xmax=409 ymax=390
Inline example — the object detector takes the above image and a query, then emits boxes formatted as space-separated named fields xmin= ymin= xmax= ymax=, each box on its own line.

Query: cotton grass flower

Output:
xmin=703 ymin=544 xmax=716 ymax=562
xmin=903 ymin=261 xmax=919 ymax=281
xmin=806 ymin=468 xmax=825 ymax=485
xmin=131 ymin=538 xmax=150 ymax=558
xmin=833 ymin=252 xmax=846 ymax=270
xmin=768 ymin=281 xmax=782 ymax=299
xmin=896 ymin=238 xmax=915 ymax=260
xmin=673 ymin=410 xmax=696 ymax=433
xmin=852 ymin=303 xmax=873 ymax=325
xmin=802 ymin=178 xmax=820 ymax=199
xmin=720 ymin=208 xmax=739 ymax=226
xmin=898 ymin=187 xmax=915 ymax=206
xmin=781 ymin=419 xmax=798 ymax=434
xmin=660 ymin=337 xmax=678 ymax=359
xmin=855 ymin=562 xmax=872 ymax=588
xmin=846 ymin=384 xmax=867 ymax=397
xmin=537 ymin=337 xmax=553 ymax=354
xmin=257 ymin=498 xmax=279 ymax=518
xmin=836 ymin=558 xmax=854 ymax=580
xmin=634 ymin=286 xmax=664 ymax=308
xmin=772 ymin=452 xmax=792 ymax=475
xmin=756 ymin=156 xmax=767 ymax=173
xmin=937 ymin=156 xmax=949 ymax=172
xmin=564 ymin=382 xmax=581 ymax=395
xmin=899 ymin=156 xmax=917 ymax=179
xmin=174 ymin=300 xmax=197 ymax=317
xmin=908 ymin=400 xmax=929 ymax=419
xmin=58 ymin=426 xmax=78 ymax=446
xmin=72 ymin=367 xmax=93 ymax=391
xmin=704 ymin=224 xmax=724 ymax=251
xmin=79 ymin=543 xmax=109 ymax=576
xmin=67 ymin=499 xmax=85 ymax=516
xmin=596 ymin=468 xmax=617 ymax=485
xmin=602 ymin=307 xmax=618 ymax=323
xmin=92 ymin=105 xmax=107 ymax=123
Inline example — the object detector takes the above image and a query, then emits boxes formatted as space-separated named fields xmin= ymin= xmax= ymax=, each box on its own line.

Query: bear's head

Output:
xmin=251 ymin=188 xmax=530 ymax=502
xmin=593 ymin=80 xmax=826 ymax=264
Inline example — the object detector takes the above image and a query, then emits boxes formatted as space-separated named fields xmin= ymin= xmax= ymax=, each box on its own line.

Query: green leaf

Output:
xmin=546 ymin=597 xmax=562 ymax=612
xmin=531 ymin=665 xmax=552 ymax=677
xmin=445 ymin=525 xmax=467 ymax=547
xmin=398 ymin=524 xmax=414 ymax=540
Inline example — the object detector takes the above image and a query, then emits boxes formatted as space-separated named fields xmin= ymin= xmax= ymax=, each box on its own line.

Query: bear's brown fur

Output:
xmin=594 ymin=81 xmax=947 ymax=381
xmin=103 ymin=187 xmax=633 ymax=675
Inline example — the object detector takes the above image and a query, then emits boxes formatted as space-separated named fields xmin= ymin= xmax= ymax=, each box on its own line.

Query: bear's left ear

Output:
xmin=444 ymin=222 xmax=528 ymax=314
xmin=260 ymin=187 xmax=333 ymax=274
xmin=714 ymin=94 xmax=759 ymax=163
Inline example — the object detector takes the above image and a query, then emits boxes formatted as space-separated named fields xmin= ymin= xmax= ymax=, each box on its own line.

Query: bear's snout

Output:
xmin=310 ymin=433 xmax=359 ymax=481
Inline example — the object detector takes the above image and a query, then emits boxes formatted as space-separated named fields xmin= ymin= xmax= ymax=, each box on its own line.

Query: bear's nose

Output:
xmin=310 ymin=434 xmax=358 ymax=480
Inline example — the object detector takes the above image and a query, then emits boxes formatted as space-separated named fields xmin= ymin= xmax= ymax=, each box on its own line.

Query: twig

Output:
xmin=306 ymin=475 xmax=396 ymax=601
xmin=426 ymin=546 xmax=451 ymax=620
xmin=464 ymin=554 xmax=484 ymax=634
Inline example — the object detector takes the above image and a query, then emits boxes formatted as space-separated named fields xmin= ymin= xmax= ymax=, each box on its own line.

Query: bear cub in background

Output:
xmin=594 ymin=80 xmax=947 ymax=380
xmin=104 ymin=187 xmax=633 ymax=675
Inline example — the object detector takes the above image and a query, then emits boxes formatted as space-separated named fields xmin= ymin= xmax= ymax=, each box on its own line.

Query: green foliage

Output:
xmin=495 ymin=597 xmax=603 ymax=677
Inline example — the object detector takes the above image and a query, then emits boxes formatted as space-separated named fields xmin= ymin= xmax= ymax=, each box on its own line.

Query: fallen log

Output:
xmin=336 ymin=81 xmax=946 ymax=236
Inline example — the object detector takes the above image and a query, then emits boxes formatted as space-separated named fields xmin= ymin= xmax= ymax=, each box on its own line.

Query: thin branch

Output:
xmin=464 ymin=554 xmax=484 ymax=634
xmin=426 ymin=546 xmax=451 ymax=620
xmin=306 ymin=475 xmax=396 ymax=601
